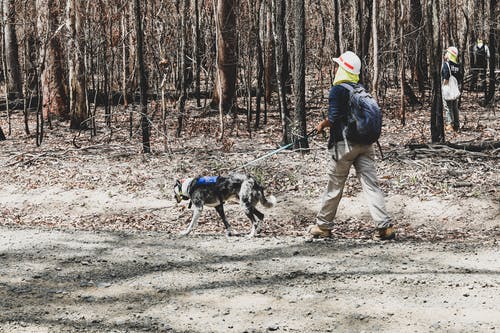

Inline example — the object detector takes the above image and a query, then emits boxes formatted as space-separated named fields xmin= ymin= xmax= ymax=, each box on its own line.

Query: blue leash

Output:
xmin=234 ymin=129 xmax=318 ymax=171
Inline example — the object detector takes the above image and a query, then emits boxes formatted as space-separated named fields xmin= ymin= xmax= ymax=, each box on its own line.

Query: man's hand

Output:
xmin=316 ymin=118 xmax=331 ymax=133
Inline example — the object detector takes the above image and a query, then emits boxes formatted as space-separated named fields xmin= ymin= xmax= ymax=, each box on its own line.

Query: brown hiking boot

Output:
xmin=307 ymin=225 xmax=332 ymax=238
xmin=373 ymin=227 xmax=396 ymax=241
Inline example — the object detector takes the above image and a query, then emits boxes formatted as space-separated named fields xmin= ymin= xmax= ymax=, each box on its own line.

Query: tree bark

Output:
xmin=409 ymin=0 xmax=427 ymax=91
xmin=371 ymin=0 xmax=379 ymax=99
xmin=399 ymin=0 xmax=406 ymax=126
xmin=37 ymin=0 xmax=69 ymax=121
xmin=67 ymin=0 xmax=87 ymax=130
xmin=211 ymin=0 xmax=238 ymax=114
xmin=336 ymin=0 xmax=343 ymax=53
xmin=176 ymin=0 xmax=190 ymax=137
xmin=428 ymin=0 xmax=444 ymax=142
xmin=254 ymin=0 xmax=265 ymax=129
xmin=3 ymin=0 xmax=22 ymax=99
xmin=293 ymin=0 xmax=308 ymax=150
xmin=133 ymin=0 xmax=150 ymax=153
xmin=193 ymin=0 xmax=201 ymax=107
xmin=484 ymin=0 xmax=496 ymax=105
xmin=273 ymin=0 xmax=291 ymax=145
xmin=264 ymin=2 xmax=274 ymax=107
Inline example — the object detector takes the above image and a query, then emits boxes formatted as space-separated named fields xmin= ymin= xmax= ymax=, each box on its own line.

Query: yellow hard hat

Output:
xmin=447 ymin=46 xmax=458 ymax=57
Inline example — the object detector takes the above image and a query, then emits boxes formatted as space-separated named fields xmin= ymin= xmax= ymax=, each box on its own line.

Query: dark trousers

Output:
xmin=444 ymin=98 xmax=459 ymax=130
xmin=471 ymin=67 xmax=487 ymax=92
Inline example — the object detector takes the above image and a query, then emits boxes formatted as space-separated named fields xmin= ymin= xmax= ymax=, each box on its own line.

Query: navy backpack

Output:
xmin=340 ymin=83 xmax=382 ymax=145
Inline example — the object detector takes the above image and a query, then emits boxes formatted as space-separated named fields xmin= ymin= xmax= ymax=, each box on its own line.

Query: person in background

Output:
xmin=442 ymin=46 xmax=463 ymax=132
xmin=471 ymin=38 xmax=490 ymax=92
xmin=307 ymin=51 xmax=394 ymax=241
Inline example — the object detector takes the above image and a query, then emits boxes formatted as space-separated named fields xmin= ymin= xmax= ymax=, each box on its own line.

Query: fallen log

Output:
xmin=406 ymin=141 xmax=500 ymax=152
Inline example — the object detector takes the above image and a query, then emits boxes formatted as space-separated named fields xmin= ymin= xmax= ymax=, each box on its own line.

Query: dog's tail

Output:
xmin=260 ymin=193 xmax=276 ymax=208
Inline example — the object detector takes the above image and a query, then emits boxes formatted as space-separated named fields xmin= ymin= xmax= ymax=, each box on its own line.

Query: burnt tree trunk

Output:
xmin=485 ymin=0 xmax=497 ymax=106
xmin=134 ymin=0 xmax=150 ymax=153
xmin=264 ymin=1 xmax=274 ymax=108
xmin=212 ymin=0 xmax=238 ymax=115
xmin=410 ymin=0 xmax=427 ymax=92
xmin=67 ymin=0 xmax=88 ymax=130
xmin=428 ymin=0 xmax=444 ymax=142
xmin=3 ymin=0 xmax=22 ymax=99
xmin=293 ymin=0 xmax=308 ymax=150
xmin=273 ymin=0 xmax=291 ymax=145
xmin=37 ymin=0 xmax=69 ymax=121
xmin=333 ymin=0 xmax=342 ymax=55
xmin=399 ymin=0 xmax=406 ymax=125
xmin=254 ymin=0 xmax=265 ymax=129
xmin=371 ymin=0 xmax=379 ymax=98
xmin=176 ymin=0 xmax=190 ymax=137
xmin=193 ymin=0 xmax=201 ymax=107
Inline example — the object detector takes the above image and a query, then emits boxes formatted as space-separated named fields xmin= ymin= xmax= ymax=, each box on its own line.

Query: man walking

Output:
xmin=308 ymin=51 xmax=394 ymax=241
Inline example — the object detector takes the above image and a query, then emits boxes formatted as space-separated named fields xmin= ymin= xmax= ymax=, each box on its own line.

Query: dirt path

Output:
xmin=1 ymin=100 xmax=498 ymax=332
xmin=0 ymin=226 xmax=499 ymax=333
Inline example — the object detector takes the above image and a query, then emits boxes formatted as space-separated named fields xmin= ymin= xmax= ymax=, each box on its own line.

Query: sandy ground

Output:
xmin=0 ymin=227 xmax=499 ymax=333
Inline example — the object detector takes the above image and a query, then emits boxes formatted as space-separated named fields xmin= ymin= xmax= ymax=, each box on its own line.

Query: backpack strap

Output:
xmin=339 ymin=82 xmax=356 ymax=92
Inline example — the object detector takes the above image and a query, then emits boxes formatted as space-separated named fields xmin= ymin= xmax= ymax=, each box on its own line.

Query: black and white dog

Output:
xmin=174 ymin=173 xmax=276 ymax=236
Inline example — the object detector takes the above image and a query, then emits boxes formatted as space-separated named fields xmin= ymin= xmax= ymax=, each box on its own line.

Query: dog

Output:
xmin=174 ymin=173 xmax=276 ymax=236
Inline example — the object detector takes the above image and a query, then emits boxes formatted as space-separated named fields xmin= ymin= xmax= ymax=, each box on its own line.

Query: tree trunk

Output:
xmin=361 ymin=0 xmax=373 ymax=87
xmin=193 ymin=0 xmax=201 ymax=107
xmin=273 ymin=0 xmax=291 ymax=145
xmin=293 ymin=0 xmax=308 ymax=150
xmin=211 ymin=0 xmax=238 ymax=115
xmin=67 ymin=0 xmax=87 ymax=130
xmin=399 ymin=0 xmax=406 ymax=125
xmin=333 ymin=0 xmax=341 ymax=55
xmin=428 ymin=0 xmax=444 ymax=142
xmin=176 ymin=0 xmax=190 ymax=137
xmin=254 ymin=0 xmax=264 ymax=129
xmin=264 ymin=1 xmax=274 ymax=107
xmin=3 ymin=0 xmax=22 ymax=99
xmin=371 ymin=0 xmax=379 ymax=98
xmin=485 ymin=0 xmax=496 ymax=105
xmin=121 ymin=10 xmax=129 ymax=107
xmin=37 ymin=0 xmax=68 ymax=121
xmin=409 ymin=0 xmax=427 ymax=91
xmin=133 ymin=0 xmax=150 ymax=153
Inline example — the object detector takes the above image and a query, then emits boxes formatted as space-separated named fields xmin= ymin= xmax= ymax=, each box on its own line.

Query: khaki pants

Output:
xmin=316 ymin=141 xmax=392 ymax=229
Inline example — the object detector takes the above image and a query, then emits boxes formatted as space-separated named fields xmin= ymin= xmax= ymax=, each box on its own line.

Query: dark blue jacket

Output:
xmin=327 ymin=82 xmax=357 ymax=147
xmin=441 ymin=61 xmax=463 ymax=84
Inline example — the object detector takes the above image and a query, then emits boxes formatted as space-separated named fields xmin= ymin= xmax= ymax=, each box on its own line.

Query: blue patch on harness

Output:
xmin=196 ymin=176 xmax=219 ymax=185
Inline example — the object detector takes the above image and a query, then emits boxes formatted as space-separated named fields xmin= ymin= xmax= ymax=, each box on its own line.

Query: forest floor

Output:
xmin=0 ymin=89 xmax=499 ymax=332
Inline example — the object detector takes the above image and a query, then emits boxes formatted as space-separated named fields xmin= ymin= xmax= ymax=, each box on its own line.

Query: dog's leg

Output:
xmin=215 ymin=204 xmax=232 ymax=236
xmin=253 ymin=208 xmax=264 ymax=220
xmin=180 ymin=205 xmax=202 ymax=236
xmin=241 ymin=201 xmax=260 ymax=237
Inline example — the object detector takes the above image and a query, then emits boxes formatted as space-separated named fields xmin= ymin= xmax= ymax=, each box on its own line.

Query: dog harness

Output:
xmin=178 ymin=176 xmax=219 ymax=199
xmin=195 ymin=176 xmax=219 ymax=185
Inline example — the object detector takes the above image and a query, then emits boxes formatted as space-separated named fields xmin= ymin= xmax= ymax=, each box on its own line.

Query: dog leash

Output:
xmin=233 ymin=129 xmax=318 ymax=171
